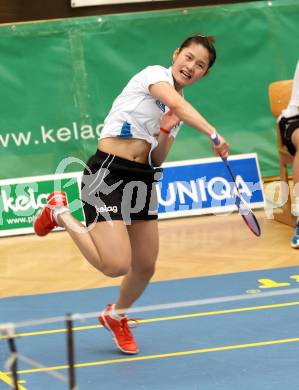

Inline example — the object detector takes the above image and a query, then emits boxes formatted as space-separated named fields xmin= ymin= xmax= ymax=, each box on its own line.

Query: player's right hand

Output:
xmin=210 ymin=133 xmax=229 ymax=159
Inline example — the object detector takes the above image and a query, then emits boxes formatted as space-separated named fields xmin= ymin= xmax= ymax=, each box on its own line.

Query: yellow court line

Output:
xmin=2 ymin=300 xmax=299 ymax=339
xmin=5 ymin=337 xmax=299 ymax=375
xmin=0 ymin=371 xmax=27 ymax=389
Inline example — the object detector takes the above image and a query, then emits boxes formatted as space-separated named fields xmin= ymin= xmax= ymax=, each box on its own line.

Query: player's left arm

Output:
xmin=149 ymin=81 xmax=229 ymax=158
xmin=151 ymin=111 xmax=180 ymax=166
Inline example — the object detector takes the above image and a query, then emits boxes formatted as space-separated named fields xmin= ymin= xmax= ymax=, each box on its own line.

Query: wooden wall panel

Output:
xmin=0 ymin=0 xmax=259 ymax=24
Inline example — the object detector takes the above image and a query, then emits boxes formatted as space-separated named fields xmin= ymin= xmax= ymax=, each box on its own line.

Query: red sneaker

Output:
xmin=33 ymin=191 xmax=68 ymax=237
xmin=99 ymin=304 xmax=139 ymax=354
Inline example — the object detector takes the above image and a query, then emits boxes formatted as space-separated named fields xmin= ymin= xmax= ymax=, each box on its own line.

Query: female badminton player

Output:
xmin=34 ymin=34 xmax=229 ymax=354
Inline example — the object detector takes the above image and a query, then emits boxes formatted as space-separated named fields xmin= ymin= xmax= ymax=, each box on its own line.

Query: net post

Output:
xmin=4 ymin=325 xmax=19 ymax=390
xmin=66 ymin=314 xmax=76 ymax=390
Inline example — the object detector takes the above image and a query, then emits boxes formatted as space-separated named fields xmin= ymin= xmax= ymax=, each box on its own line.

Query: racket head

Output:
xmin=241 ymin=211 xmax=261 ymax=236
xmin=235 ymin=196 xmax=261 ymax=237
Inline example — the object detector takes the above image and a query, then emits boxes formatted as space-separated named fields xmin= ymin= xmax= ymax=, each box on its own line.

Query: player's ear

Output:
xmin=172 ymin=48 xmax=179 ymax=63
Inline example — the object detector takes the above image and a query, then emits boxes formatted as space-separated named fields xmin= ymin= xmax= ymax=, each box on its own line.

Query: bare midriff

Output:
xmin=98 ymin=137 xmax=151 ymax=164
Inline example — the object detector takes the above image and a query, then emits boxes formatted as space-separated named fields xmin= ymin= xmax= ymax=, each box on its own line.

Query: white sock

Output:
xmin=52 ymin=207 xmax=70 ymax=227
xmin=109 ymin=304 xmax=125 ymax=321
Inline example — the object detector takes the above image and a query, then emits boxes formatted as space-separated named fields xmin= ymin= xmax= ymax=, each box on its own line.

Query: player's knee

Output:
xmin=101 ymin=258 xmax=131 ymax=278
xmin=133 ymin=261 xmax=156 ymax=280
xmin=104 ymin=266 xmax=130 ymax=278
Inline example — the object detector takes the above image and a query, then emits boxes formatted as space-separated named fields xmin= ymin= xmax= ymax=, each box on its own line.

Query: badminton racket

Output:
xmin=211 ymin=133 xmax=261 ymax=237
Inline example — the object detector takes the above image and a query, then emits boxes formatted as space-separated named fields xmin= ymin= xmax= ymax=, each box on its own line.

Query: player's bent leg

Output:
xmin=88 ymin=220 xmax=132 ymax=277
xmin=33 ymin=191 xmax=105 ymax=270
xmin=58 ymin=212 xmax=104 ymax=270
xmin=33 ymin=192 xmax=132 ymax=276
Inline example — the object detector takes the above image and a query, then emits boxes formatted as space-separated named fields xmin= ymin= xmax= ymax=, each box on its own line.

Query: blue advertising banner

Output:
xmin=158 ymin=153 xmax=264 ymax=219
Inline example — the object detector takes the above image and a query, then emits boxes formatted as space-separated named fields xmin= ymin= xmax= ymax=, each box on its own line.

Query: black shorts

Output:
xmin=81 ymin=150 xmax=162 ymax=225
xmin=278 ymin=114 xmax=299 ymax=156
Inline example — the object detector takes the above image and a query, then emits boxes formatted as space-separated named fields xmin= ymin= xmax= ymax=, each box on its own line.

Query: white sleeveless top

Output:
xmin=99 ymin=65 xmax=182 ymax=164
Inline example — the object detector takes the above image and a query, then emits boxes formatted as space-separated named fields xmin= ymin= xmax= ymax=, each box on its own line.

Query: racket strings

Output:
xmin=224 ymin=161 xmax=261 ymax=236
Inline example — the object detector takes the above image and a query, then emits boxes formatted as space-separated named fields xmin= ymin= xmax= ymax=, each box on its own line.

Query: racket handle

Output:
xmin=210 ymin=132 xmax=220 ymax=145
xmin=210 ymin=132 xmax=227 ymax=162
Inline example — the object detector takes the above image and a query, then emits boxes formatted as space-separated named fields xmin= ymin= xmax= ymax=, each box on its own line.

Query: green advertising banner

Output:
xmin=0 ymin=174 xmax=84 ymax=236
xmin=0 ymin=0 xmax=299 ymax=236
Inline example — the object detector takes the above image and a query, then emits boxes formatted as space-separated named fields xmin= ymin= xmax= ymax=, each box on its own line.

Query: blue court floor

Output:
xmin=1 ymin=266 xmax=299 ymax=389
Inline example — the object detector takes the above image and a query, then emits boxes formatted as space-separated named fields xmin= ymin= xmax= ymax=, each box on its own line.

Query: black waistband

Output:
xmin=94 ymin=149 xmax=162 ymax=177
xmin=96 ymin=149 xmax=152 ymax=169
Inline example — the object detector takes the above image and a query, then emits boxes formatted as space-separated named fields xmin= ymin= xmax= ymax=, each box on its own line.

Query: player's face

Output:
xmin=172 ymin=43 xmax=210 ymax=89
